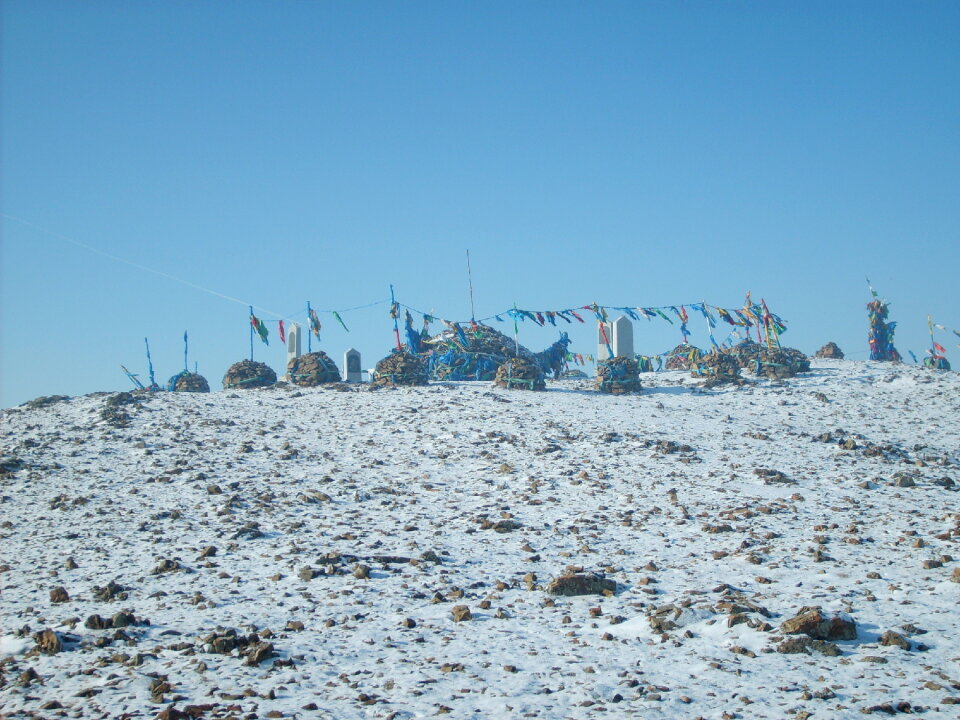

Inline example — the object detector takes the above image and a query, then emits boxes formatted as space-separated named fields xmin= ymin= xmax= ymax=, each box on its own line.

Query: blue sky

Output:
xmin=2 ymin=1 xmax=958 ymax=406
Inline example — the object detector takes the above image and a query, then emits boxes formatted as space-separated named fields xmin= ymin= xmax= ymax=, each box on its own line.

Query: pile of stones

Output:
xmin=493 ymin=357 xmax=545 ymax=391
xmin=694 ymin=352 xmax=744 ymax=387
xmin=287 ymin=351 xmax=341 ymax=386
xmin=729 ymin=341 xmax=810 ymax=379
xmin=664 ymin=344 xmax=703 ymax=370
xmin=815 ymin=342 xmax=844 ymax=359
xmin=596 ymin=356 xmax=641 ymax=394
xmin=428 ymin=323 xmax=532 ymax=360
xmin=222 ymin=360 xmax=276 ymax=390
xmin=168 ymin=371 xmax=210 ymax=393
xmin=373 ymin=351 xmax=428 ymax=387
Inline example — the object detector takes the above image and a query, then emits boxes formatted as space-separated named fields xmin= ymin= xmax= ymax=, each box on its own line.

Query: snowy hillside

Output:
xmin=2 ymin=359 xmax=959 ymax=719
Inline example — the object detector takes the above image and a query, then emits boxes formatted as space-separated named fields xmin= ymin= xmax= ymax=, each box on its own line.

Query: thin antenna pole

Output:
xmin=467 ymin=249 xmax=476 ymax=323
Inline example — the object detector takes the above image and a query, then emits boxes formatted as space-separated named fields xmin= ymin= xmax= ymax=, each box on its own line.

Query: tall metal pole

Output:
xmin=249 ymin=306 xmax=254 ymax=361
xmin=183 ymin=331 xmax=189 ymax=371
xmin=467 ymin=249 xmax=476 ymax=323
xmin=307 ymin=301 xmax=312 ymax=353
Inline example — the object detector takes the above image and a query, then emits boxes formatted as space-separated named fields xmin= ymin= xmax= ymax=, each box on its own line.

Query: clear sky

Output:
xmin=2 ymin=1 xmax=958 ymax=407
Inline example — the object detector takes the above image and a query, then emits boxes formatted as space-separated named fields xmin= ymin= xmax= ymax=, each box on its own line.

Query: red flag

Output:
xmin=278 ymin=320 xmax=286 ymax=343
xmin=934 ymin=342 xmax=946 ymax=355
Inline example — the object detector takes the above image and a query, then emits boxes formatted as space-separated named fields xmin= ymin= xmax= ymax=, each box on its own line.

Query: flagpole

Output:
xmin=306 ymin=301 xmax=312 ymax=353
xmin=249 ymin=306 xmax=254 ymax=361
xmin=390 ymin=285 xmax=402 ymax=352
xmin=144 ymin=338 xmax=156 ymax=388
xmin=184 ymin=331 xmax=189 ymax=371
xmin=513 ymin=303 xmax=519 ymax=356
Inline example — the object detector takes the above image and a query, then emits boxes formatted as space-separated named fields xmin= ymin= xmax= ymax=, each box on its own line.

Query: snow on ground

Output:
xmin=1 ymin=359 xmax=958 ymax=719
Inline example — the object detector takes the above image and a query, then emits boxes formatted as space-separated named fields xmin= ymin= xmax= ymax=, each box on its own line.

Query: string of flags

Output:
xmin=229 ymin=287 xmax=953 ymax=371
xmin=388 ymin=292 xmax=789 ymax=361
xmin=248 ymin=301 xmax=359 ymax=351
xmin=396 ymin=295 xmax=786 ymax=343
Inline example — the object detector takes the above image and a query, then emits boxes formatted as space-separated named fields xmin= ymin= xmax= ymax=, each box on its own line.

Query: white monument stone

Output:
xmin=597 ymin=315 xmax=634 ymax=360
xmin=611 ymin=315 xmax=634 ymax=359
xmin=344 ymin=348 xmax=362 ymax=382
xmin=285 ymin=323 xmax=302 ymax=369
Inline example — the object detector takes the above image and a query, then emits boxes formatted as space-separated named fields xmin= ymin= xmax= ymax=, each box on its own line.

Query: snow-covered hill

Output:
xmin=2 ymin=359 xmax=959 ymax=719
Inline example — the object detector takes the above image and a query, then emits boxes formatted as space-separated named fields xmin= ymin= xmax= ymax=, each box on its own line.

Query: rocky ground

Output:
xmin=1 ymin=359 xmax=958 ymax=719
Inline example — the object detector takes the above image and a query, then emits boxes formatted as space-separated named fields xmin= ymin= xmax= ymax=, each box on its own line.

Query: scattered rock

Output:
xmin=451 ymin=605 xmax=472 ymax=622
xmin=545 ymin=573 xmax=616 ymax=597
xmin=34 ymin=629 xmax=62 ymax=655
xmin=92 ymin=579 xmax=127 ymax=602
xmin=776 ymin=637 xmax=842 ymax=656
xmin=245 ymin=641 xmax=274 ymax=665
xmin=879 ymin=630 xmax=910 ymax=650
xmin=780 ymin=607 xmax=856 ymax=641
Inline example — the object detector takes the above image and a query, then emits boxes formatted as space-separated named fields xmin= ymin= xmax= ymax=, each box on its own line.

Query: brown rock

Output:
xmin=35 ymin=629 xmax=62 ymax=655
xmin=451 ymin=605 xmax=472 ymax=622
xmin=776 ymin=637 xmax=841 ymax=656
xmin=245 ymin=641 xmax=274 ymax=665
xmin=298 ymin=566 xmax=317 ymax=581
xmin=545 ymin=573 xmax=616 ymax=597
xmin=879 ymin=630 xmax=910 ymax=650
xmin=85 ymin=614 xmax=111 ymax=630
xmin=780 ymin=607 xmax=856 ymax=640
xmin=49 ymin=586 xmax=69 ymax=603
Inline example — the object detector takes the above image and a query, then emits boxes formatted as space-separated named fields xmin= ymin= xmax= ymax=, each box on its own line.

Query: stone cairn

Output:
xmin=425 ymin=323 xmax=532 ymax=382
xmin=815 ymin=342 xmax=844 ymax=359
xmin=287 ymin=351 xmax=341 ymax=387
xmin=222 ymin=360 xmax=277 ymax=390
xmin=923 ymin=355 xmax=951 ymax=371
xmin=727 ymin=340 xmax=764 ymax=368
xmin=731 ymin=343 xmax=810 ymax=380
xmin=664 ymin=344 xmax=703 ymax=370
xmin=373 ymin=351 xmax=428 ymax=387
xmin=168 ymin=371 xmax=210 ymax=393
xmin=694 ymin=352 xmax=743 ymax=388
xmin=596 ymin=356 xmax=641 ymax=394
xmin=493 ymin=357 xmax=546 ymax=391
